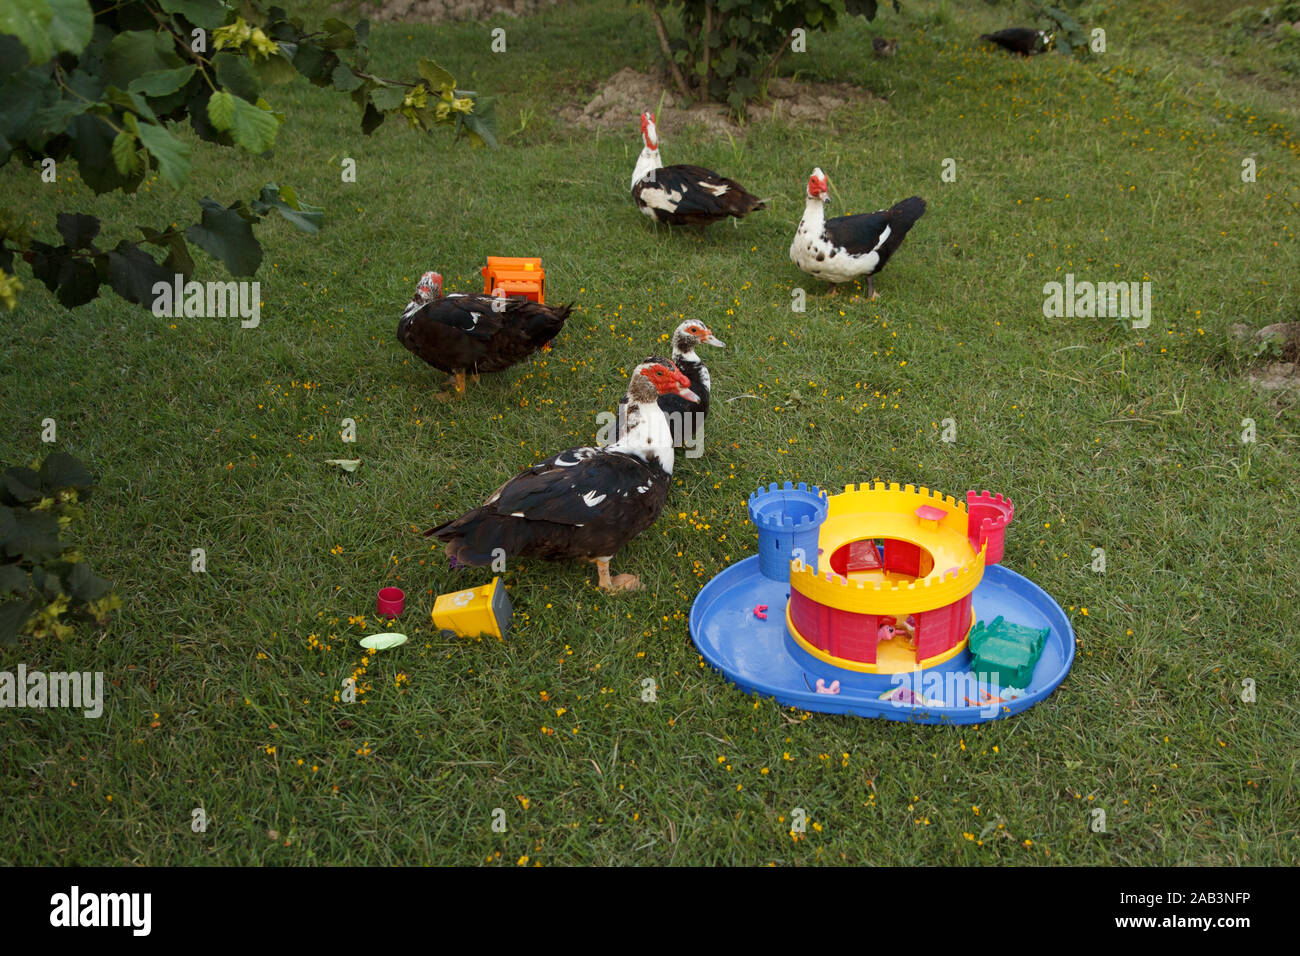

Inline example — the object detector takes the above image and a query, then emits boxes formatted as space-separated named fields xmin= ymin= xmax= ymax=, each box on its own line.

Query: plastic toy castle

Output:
xmin=690 ymin=481 xmax=1074 ymax=723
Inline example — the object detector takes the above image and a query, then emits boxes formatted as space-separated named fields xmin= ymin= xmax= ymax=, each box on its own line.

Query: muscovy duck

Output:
xmin=426 ymin=360 xmax=699 ymax=592
xmin=631 ymin=112 xmax=766 ymax=226
xmin=614 ymin=321 xmax=724 ymax=453
xmin=397 ymin=271 xmax=572 ymax=394
xmin=789 ymin=168 xmax=926 ymax=299
xmin=980 ymin=28 xmax=1054 ymax=56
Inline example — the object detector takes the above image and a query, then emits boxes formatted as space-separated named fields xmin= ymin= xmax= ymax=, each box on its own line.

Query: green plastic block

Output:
xmin=971 ymin=637 xmax=1037 ymax=689
xmin=969 ymin=615 xmax=1048 ymax=657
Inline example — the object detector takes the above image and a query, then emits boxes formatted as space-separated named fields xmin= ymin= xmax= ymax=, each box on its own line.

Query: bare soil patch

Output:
xmin=1231 ymin=321 xmax=1300 ymax=391
xmin=364 ymin=0 xmax=563 ymax=24
xmin=559 ymin=67 xmax=883 ymax=139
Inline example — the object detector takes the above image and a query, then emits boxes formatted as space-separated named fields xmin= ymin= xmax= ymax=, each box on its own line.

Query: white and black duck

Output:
xmin=427 ymin=361 xmax=699 ymax=592
xmin=789 ymin=168 xmax=926 ymax=299
xmin=631 ymin=111 xmax=766 ymax=226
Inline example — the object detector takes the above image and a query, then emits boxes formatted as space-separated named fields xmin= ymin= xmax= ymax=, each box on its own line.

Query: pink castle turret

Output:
xmin=966 ymin=491 xmax=1014 ymax=565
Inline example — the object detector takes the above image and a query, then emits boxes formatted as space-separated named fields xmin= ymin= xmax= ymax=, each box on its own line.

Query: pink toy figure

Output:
xmin=879 ymin=615 xmax=916 ymax=649
xmin=753 ymin=604 xmax=769 ymax=621
xmin=881 ymin=615 xmax=919 ymax=650
xmin=815 ymin=679 xmax=841 ymax=695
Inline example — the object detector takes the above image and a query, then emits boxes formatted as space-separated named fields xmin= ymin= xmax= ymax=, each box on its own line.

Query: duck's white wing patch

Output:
xmin=554 ymin=447 xmax=600 ymax=467
xmin=871 ymin=224 xmax=891 ymax=253
xmin=637 ymin=185 xmax=684 ymax=213
xmin=698 ymin=181 xmax=729 ymax=196
xmin=581 ymin=490 xmax=607 ymax=507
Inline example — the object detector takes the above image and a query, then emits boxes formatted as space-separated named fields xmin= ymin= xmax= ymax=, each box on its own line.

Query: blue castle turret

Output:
xmin=747 ymin=482 xmax=829 ymax=582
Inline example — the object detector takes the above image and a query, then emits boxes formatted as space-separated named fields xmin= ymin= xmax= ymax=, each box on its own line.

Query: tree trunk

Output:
xmin=648 ymin=1 xmax=693 ymax=101
xmin=701 ymin=3 xmax=712 ymax=102
xmin=762 ymin=31 xmax=794 ymax=86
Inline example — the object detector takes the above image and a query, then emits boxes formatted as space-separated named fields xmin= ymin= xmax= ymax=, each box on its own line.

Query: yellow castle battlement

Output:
xmin=789 ymin=482 xmax=987 ymax=616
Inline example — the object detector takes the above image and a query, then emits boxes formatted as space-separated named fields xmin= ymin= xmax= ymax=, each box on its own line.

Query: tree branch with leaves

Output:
xmin=0 ymin=0 xmax=495 ymax=310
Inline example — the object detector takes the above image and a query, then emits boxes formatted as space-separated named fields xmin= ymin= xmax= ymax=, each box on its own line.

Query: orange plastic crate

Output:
xmin=482 ymin=256 xmax=545 ymax=303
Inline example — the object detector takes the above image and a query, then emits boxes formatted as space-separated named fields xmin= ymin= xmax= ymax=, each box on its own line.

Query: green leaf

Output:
xmin=136 ymin=120 xmax=192 ymax=187
xmin=206 ymin=89 xmax=236 ymax=131
xmin=369 ymin=84 xmax=406 ymax=111
xmin=253 ymin=51 xmax=297 ymax=86
xmin=157 ymin=0 xmax=228 ymax=31
xmin=102 ymin=87 xmax=159 ymax=126
xmin=2 ymin=509 xmax=62 ymax=562
xmin=35 ymin=565 xmax=64 ymax=599
xmin=185 ymin=197 xmax=262 ymax=275
xmin=0 ymin=0 xmax=53 ymax=65
xmin=26 ymin=240 xmax=101 ymax=306
xmin=48 ymin=0 xmax=96 ymax=57
xmin=252 ymin=182 xmax=323 ymax=233
xmin=39 ymin=452 xmax=93 ymax=491
xmin=68 ymin=561 xmax=111 ymax=602
xmin=101 ymin=240 xmax=172 ymax=305
xmin=221 ymin=94 xmax=279 ymax=153
xmin=54 ymin=257 xmax=100 ymax=307
xmin=102 ymin=30 xmax=178 ymax=90
xmin=417 ymin=58 xmax=455 ymax=93
xmin=320 ymin=18 xmax=356 ymax=50
xmin=129 ymin=64 xmax=196 ymax=97
xmin=69 ymin=113 xmax=144 ymax=193
xmin=1 ymin=468 xmax=43 ymax=504
xmin=25 ymin=94 xmax=90 ymax=142
xmin=291 ymin=42 xmax=331 ymax=85
xmin=139 ymin=224 xmax=195 ymax=278
xmin=0 ymin=66 xmax=51 ymax=145
xmin=56 ymin=212 xmax=99 ymax=250
xmin=331 ymin=64 xmax=362 ymax=92
xmin=111 ymin=128 xmax=141 ymax=175
xmin=0 ymin=35 xmax=28 ymax=80
xmin=0 ymin=597 xmax=37 ymax=645
xmin=0 ymin=563 xmax=28 ymax=597
xmin=213 ymin=51 xmax=261 ymax=102
xmin=458 ymin=97 xmax=497 ymax=148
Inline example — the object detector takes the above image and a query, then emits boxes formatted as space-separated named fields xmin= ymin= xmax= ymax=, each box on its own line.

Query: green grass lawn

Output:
xmin=2 ymin=0 xmax=1298 ymax=865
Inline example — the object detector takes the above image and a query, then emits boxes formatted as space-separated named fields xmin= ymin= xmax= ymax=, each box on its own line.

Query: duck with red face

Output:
xmin=615 ymin=320 xmax=725 ymax=457
xmin=631 ymin=111 xmax=766 ymax=227
xmin=427 ymin=361 xmax=699 ymax=592
xmin=398 ymin=270 xmax=572 ymax=395
xmin=790 ymin=168 xmax=926 ymax=299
